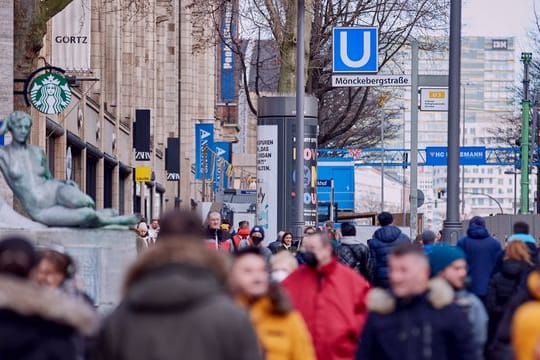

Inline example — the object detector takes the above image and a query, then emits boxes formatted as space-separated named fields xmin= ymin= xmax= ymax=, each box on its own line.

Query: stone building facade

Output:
xmin=18 ymin=0 xmax=226 ymax=220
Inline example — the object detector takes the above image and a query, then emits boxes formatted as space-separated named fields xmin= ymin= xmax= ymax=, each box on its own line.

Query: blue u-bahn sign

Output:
xmin=333 ymin=27 xmax=378 ymax=73
xmin=426 ymin=146 xmax=486 ymax=166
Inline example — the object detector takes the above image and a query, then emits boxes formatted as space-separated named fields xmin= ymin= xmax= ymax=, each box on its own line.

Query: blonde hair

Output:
xmin=270 ymin=251 xmax=298 ymax=273
xmin=505 ymin=241 xmax=533 ymax=265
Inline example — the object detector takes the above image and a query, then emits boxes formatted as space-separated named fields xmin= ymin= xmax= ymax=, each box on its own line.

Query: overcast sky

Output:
xmin=463 ymin=0 xmax=539 ymax=51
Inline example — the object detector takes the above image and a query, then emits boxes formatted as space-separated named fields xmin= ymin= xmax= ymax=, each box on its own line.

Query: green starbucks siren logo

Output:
xmin=29 ymin=73 xmax=72 ymax=114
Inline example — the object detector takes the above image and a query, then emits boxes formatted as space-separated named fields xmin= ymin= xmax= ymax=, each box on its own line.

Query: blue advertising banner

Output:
xmin=426 ymin=146 xmax=486 ymax=166
xmin=195 ymin=123 xmax=214 ymax=180
xmin=220 ymin=2 xmax=235 ymax=103
xmin=213 ymin=142 xmax=232 ymax=191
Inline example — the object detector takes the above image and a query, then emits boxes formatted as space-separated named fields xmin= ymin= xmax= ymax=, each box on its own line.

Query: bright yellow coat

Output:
xmin=512 ymin=271 xmax=540 ymax=360
xmin=245 ymin=297 xmax=316 ymax=360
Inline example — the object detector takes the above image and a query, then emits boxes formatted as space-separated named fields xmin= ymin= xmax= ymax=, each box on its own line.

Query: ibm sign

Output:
xmin=332 ymin=27 xmax=378 ymax=73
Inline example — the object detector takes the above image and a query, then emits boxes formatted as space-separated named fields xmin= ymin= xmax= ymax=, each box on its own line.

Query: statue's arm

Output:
xmin=35 ymin=147 xmax=53 ymax=180
xmin=0 ymin=149 xmax=8 ymax=177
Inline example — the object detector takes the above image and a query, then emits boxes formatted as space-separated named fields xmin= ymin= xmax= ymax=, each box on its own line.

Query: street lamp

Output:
xmin=504 ymin=168 xmax=519 ymax=214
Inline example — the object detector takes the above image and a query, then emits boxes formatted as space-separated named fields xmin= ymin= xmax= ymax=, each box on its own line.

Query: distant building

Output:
xmin=387 ymin=36 xmax=525 ymax=229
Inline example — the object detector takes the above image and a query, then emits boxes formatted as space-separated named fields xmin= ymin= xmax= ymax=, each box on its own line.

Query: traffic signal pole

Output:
xmin=520 ymin=52 xmax=532 ymax=214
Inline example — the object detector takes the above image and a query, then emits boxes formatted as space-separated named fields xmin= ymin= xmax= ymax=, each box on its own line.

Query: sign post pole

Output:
xmin=294 ymin=0 xmax=306 ymax=243
xmin=443 ymin=0 xmax=463 ymax=244
xmin=410 ymin=40 xmax=418 ymax=240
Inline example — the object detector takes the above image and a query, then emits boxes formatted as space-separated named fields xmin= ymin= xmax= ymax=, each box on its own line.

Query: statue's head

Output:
xmin=1 ymin=111 xmax=33 ymax=144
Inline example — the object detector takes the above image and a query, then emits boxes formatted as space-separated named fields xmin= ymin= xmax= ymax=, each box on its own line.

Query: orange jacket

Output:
xmin=240 ymin=297 xmax=315 ymax=360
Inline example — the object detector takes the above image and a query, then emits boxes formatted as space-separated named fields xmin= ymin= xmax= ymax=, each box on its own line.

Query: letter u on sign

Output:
xmin=333 ymin=27 xmax=378 ymax=73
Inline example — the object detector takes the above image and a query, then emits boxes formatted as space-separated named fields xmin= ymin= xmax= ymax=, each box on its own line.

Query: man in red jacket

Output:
xmin=283 ymin=233 xmax=370 ymax=360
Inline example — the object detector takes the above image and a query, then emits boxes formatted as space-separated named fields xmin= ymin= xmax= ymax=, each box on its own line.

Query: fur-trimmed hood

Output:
xmin=0 ymin=275 xmax=98 ymax=335
xmin=123 ymin=242 xmax=231 ymax=311
xmin=367 ymin=278 xmax=455 ymax=314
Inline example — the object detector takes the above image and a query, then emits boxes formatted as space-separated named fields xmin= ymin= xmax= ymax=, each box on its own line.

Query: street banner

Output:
xmin=195 ymin=123 xmax=214 ymax=180
xmin=426 ymin=146 xmax=486 ymax=166
xmin=220 ymin=1 xmax=235 ymax=102
xmin=213 ymin=141 xmax=232 ymax=191
xmin=165 ymin=137 xmax=180 ymax=181
xmin=257 ymin=125 xmax=278 ymax=241
xmin=51 ymin=0 xmax=91 ymax=71
xmin=133 ymin=109 xmax=151 ymax=161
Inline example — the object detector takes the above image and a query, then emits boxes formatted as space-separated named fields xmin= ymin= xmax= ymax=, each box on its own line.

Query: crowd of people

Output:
xmin=2 ymin=209 xmax=540 ymax=359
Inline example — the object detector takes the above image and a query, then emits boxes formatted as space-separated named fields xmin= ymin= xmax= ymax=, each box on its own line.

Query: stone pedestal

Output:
xmin=1 ymin=228 xmax=137 ymax=313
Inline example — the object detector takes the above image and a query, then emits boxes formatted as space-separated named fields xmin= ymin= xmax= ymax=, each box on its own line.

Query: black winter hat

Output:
xmin=378 ymin=212 xmax=394 ymax=227
xmin=0 ymin=236 xmax=37 ymax=278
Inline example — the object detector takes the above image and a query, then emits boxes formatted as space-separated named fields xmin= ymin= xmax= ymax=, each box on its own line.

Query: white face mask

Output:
xmin=271 ymin=270 xmax=289 ymax=282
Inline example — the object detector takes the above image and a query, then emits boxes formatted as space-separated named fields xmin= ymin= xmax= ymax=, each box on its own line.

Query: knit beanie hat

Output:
xmin=429 ymin=244 xmax=466 ymax=277
xmin=250 ymin=226 xmax=265 ymax=239
xmin=0 ymin=236 xmax=37 ymax=278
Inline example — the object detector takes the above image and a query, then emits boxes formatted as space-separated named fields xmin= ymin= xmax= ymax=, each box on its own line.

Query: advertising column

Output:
xmin=256 ymin=125 xmax=278 ymax=241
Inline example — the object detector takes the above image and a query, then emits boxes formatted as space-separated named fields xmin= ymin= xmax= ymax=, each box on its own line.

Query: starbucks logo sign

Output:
xmin=29 ymin=73 xmax=72 ymax=114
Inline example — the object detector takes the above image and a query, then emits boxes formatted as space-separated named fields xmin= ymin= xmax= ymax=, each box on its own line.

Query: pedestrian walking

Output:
xmin=241 ymin=226 xmax=272 ymax=262
xmin=506 ymin=221 xmax=539 ymax=265
xmin=457 ymin=216 xmax=502 ymax=302
xmin=283 ymin=233 xmax=370 ymax=360
xmin=421 ymin=230 xmax=437 ymax=255
xmin=336 ymin=221 xmax=373 ymax=282
xmin=230 ymin=247 xmax=315 ymax=360
xmin=94 ymin=209 xmax=262 ymax=360
xmin=275 ymin=232 xmax=297 ymax=253
xmin=486 ymin=240 xmax=533 ymax=344
xmin=512 ymin=270 xmax=540 ymax=360
xmin=205 ymin=211 xmax=235 ymax=251
xmin=356 ymin=244 xmax=476 ymax=360
xmin=368 ymin=211 xmax=410 ymax=287
xmin=0 ymin=236 xmax=98 ymax=360
xmin=270 ymin=250 xmax=298 ymax=282
xmin=268 ymin=231 xmax=285 ymax=254
xmin=429 ymin=244 xmax=488 ymax=358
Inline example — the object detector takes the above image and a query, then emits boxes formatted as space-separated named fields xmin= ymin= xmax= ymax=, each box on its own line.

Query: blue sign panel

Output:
xmin=213 ymin=141 xmax=232 ymax=191
xmin=333 ymin=27 xmax=378 ymax=73
xmin=426 ymin=146 xmax=486 ymax=166
xmin=220 ymin=2 xmax=235 ymax=102
xmin=195 ymin=123 xmax=214 ymax=180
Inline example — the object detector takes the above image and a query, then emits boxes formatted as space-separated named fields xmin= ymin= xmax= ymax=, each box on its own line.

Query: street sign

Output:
xmin=29 ymin=72 xmax=72 ymax=114
xmin=332 ymin=74 xmax=410 ymax=87
xmin=333 ymin=27 xmax=378 ymax=73
xmin=426 ymin=146 xmax=486 ymax=166
xmin=135 ymin=166 xmax=152 ymax=182
xmin=420 ymin=88 xmax=448 ymax=111
xmin=317 ymin=179 xmax=332 ymax=187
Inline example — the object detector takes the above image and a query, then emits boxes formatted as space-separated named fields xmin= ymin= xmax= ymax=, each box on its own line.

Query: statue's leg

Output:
xmin=95 ymin=213 xmax=139 ymax=226
xmin=32 ymin=206 xmax=99 ymax=227
xmin=56 ymin=185 xmax=95 ymax=209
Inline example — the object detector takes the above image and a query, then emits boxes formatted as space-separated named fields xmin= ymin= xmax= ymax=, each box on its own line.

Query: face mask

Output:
xmin=301 ymin=251 xmax=319 ymax=268
xmin=271 ymin=270 xmax=288 ymax=282
xmin=251 ymin=236 xmax=263 ymax=245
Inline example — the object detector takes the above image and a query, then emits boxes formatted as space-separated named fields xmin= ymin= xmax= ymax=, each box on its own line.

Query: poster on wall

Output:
xmin=287 ymin=123 xmax=318 ymax=229
xmin=256 ymin=125 xmax=278 ymax=242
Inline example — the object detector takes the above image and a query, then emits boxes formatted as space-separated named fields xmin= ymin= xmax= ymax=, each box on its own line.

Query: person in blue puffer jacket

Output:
xmin=457 ymin=216 xmax=502 ymax=303
xmin=368 ymin=212 xmax=410 ymax=288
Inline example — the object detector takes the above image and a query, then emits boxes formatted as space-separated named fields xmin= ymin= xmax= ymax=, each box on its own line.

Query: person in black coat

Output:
xmin=486 ymin=240 xmax=534 ymax=355
xmin=457 ymin=216 xmax=502 ymax=301
xmin=0 ymin=236 xmax=99 ymax=360
xmin=368 ymin=212 xmax=410 ymax=287
xmin=336 ymin=222 xmax=373 ymax=282
xmin=356 ymin=244 xmax=476 ymax=360
xmin=94 ymin=209 xmax=262 ymax=360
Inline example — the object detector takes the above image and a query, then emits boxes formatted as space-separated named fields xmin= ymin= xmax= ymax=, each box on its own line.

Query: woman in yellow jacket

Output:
xmin=231 ymin=247 xmax=316 ymax=360
xmin=512 ymin=270 xmax=540 ymax=360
